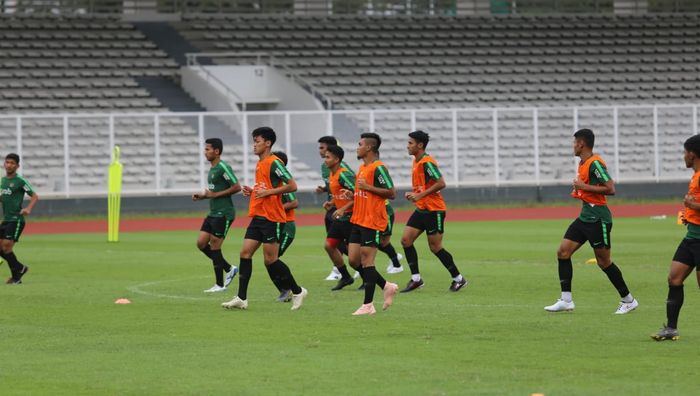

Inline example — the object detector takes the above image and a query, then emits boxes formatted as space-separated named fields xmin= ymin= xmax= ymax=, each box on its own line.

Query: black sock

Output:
xmin=210 ymin=249 xmax=232 ymax=272
xmin=237 ymin=258 xmax=253 ymax=300
xmin=0 ymin=251 xmax=14 ymax=278
xmin=5 ymin=251 xmax=23 ymax=278
xmin=338 ymin=265 xmax=351 ymax=279
xmin=338 ymin=241 xmax=348 ymax=256
xmin=404 ymin=245 xmax=419 ymax=275
xmin=355 ymin=265 xmax=365 ymax=282
xmin=602 ymin=263 xmax=630 ymax=298
xmin=199 ymin=245 xmax=213 ymax=259
xmin=363 ymin=267 xmax=378 ymax=304
xmin=270 ymin=260 xmax=302 ymax=295
xmin=558 ymin=258 xmax=572 ymax=292
xmin=379 ymin=243 xmax=401 ymax=267
xmin=213 ymin=264 xmax=224 ymax=287
xmin=667 ymin=285 xmax=684 ymax=329
xmin=265 ymin=264 xmax=285 ymax=292
xmin=435 ymin=249 xmax=460 ymax=278
xmin=375 ymin=269 xmax=387 ymax=289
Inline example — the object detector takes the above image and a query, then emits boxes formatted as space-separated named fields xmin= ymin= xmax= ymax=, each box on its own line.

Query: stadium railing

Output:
xmin=0 ymin=103 xmax=695 ymax=198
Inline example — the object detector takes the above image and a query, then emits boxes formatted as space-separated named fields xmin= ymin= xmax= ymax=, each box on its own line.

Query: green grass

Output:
xmin=1 ymin=216 xmax=697 ymax=395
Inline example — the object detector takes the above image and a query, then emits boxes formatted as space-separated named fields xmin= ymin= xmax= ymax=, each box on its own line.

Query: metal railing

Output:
xmin=0 ymin=103 xmax=695 ymax=199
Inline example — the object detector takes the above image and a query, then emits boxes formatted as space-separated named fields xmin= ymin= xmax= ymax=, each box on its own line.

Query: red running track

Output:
xmin=25 ymin=203 xmax=682 ymax=235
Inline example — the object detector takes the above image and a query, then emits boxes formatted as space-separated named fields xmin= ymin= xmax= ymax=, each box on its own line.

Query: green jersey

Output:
xmin=208 ymin=160 xmax=238 ymax=219
xmin=1 ymin=174 xmax=34 ymax=222
xmin=578 ymin=160 xmax=613 ymax=224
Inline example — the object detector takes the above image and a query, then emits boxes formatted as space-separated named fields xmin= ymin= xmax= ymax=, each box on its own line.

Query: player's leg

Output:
xmin=269 ymin=225 xmax=295 ymax=301
xmin=379 ymin=212 xmax=402 ymax=273
xmin=544 ymin=220 xmax=584 ymax=312
xmin=426 ymin=234 xmax=467 ymax=292
xmin=326 ymin=231 xmax=354 ymax=290
xmin=400 ymin=223 xmax=424 ymax=292
xmin=324 ymin=207 xmax=343 ymax=280
xmin=588 ymin=221 xmax=637 ymax=313
xmin=652 ymin=239 xmax=698 ymax=340
xmin=261 ymin=222 xmax=306 ymax=310
xmin=2 ymin=222 xmax=27 ymax=284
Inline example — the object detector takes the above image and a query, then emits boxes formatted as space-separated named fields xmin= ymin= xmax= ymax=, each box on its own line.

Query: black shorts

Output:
xmin=349 ymin=224 xmax=382 ymax=247
xmin=672 ymin=238 xmax=700 ymax=268
xmin=324 ymin=206 xmax=336 ymax=232
xmin=200 ymin=216 xmax=233 ymax=239
xmin=406 ymin=210 xmax=446 ymax=235
xmin=327 ymin=219 xmax=353 ymax=242
xmin=0 ymin=221 xmax=25 ymax=242
xmin=382 ymin=212 xmax=395 ymax=237
xmin=244 ymin=217 xmax=285 ymax=244
xmin=563 ymin=218 xmax=612 ymax=249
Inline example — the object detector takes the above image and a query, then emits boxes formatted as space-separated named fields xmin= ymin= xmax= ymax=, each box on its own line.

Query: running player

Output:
xmin=1 ymin=153 xmax=38 ymax=284
xmin=269 ymin=151 xmax=298 ymax=302
xmin=652 ymin=135 xmax=700 ymax=341
xmin=222 ymin=127 xmax=307 ymax=311
xmin=544 ymin=128 xmax=638 ymax=314
xmin=193 ymin=138 xmax=240 ymax=293
xmin=323 ymin=144 xmax=357 ymax=291
xmin=400 ymin=130 xmax=467 ymax=293
xmin=348 ymin=132 xmax=399 ymax=315
xmin=316 ymin=135 xmax=351 ymax=281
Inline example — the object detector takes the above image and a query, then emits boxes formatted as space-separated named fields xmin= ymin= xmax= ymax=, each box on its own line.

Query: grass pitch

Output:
xmin=1 ymin=216 xmax=698 ymax=395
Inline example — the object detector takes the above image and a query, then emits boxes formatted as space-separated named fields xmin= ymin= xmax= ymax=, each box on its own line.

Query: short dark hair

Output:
xmin=252 ymin=127 xmax=276 ymax=146
xmin=318 ymin=136 xmax=338 ymax=146
xmin=205 ymin=138 xmax=223 ymax=154
xmin=573 ymin=129 xmax=595 ymax=149
xmin=5 ymin=153 xmax=19 ymax=164
xmin=272 ymin=150 xmax=288 ymax=165
xmin=360 ymin=132 xmax=381 ymax=152
xmin=408 ymin=130 xmax=430 ymax=149
xmin=684 ymin=135 xmax=700 ymax=157
xmin=326 ymin=144 xmax=344 ymax=161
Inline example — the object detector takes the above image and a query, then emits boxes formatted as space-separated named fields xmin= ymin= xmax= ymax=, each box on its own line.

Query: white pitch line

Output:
xmin=127 ymin=276 xmax=215 ymax=301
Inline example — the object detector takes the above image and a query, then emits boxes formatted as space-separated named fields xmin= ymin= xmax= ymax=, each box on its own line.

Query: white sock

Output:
xmin=453 ymin=274 xmax=463 ymax=282
xmin=561 ymin=292 xmax=572 ymax=302
xmin=411 ymin=274 xmax=421 ymax=282
xmin=621 ymin=293 xmax=634 ymax=303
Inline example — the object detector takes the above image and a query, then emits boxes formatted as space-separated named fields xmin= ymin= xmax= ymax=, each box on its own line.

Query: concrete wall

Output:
xmin=31 ymin=181 xmax=687 ymax=217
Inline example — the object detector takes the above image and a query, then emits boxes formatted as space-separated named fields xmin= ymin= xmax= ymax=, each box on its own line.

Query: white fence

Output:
xmin=0 ymin=104 xmax=696 ymax=198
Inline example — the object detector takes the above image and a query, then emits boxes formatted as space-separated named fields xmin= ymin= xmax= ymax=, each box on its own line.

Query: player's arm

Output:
xmin=283 ymin=192 xmax=299 ymax=211
xmin=204 ymin=183 xmax=241 ymax=199
xmin=358 ymin=165 xmax=396 ymax=200
xmin=573 ymin=161 xmax=615 ymax=195
xmin=333 ymin=172 xmax=355 ymax=218
xmin=20 ymin=191 xmax=39 ymax=216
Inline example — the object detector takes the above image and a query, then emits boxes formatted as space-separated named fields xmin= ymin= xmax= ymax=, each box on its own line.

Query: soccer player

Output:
xmin=651 ymin=135 xmax=700 ymax=341
xmin=316 ymin=135 xmax=351 ymax=281
xmin=192 ymin=138 xmax=241 ymax=293
xmin=1 ymin=153 xmax=38 ymax=284
xmin=222 ymin=127 xmax=307 ymax=311
xmin=400 ymin=130 xmax=467 ymax=293
xmin=323 ymin=145 xmax=357 ymax=291
xmin=544 ymin=128 xmax=638 ymax=314
xmin=268 ymin=151 xmax=298 ymax=302
xmin=348 ymin=132 xmax=399 ymax=315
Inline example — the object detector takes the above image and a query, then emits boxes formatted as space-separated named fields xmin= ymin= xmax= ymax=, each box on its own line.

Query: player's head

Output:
xmin=318 ymin=136 xmax=338 ymax=158
xmin=4 ymin=153 xmax=19 ymax=175
xmin=573 ymin=128 xmax=595 ymax=156
xmin=683 ymin=135 xmax=700 ymax=168
xmin=272 ymin=150 xmax=288 ymax=166
xmin=357 ymin=132 xmax=381 ymax=160
xmin=204 ymin=138 xmax=223 ymax=161
xmin=252 ymin=127 xmax=276 ymax=156
xmin=408 ymin=130 xmax=429 ymax=155
xmin=324 ymin=144 xmax=344 ymax=169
